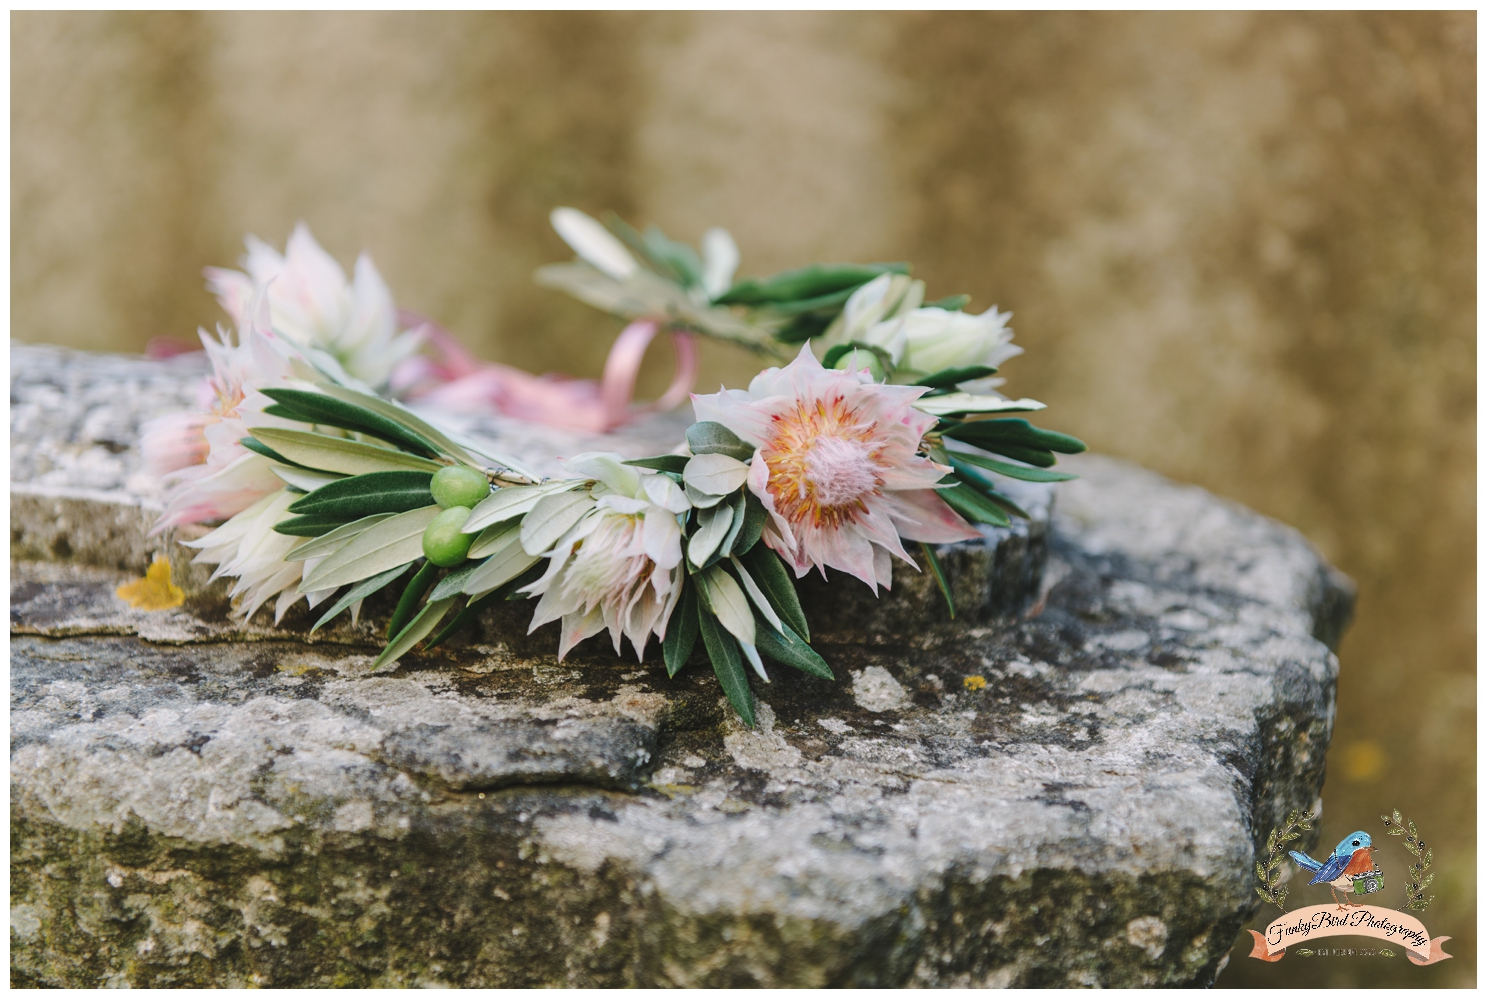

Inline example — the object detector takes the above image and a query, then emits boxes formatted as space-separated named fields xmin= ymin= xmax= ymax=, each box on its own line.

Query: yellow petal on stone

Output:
xmin=116 ymin=557 xmax=185 ymax=611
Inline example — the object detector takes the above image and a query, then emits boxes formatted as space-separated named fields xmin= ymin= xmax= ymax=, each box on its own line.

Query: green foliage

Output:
xmin=925 ymin=294 xmax=971 ymax=311
xmin=753 ymin=617 xmax=833 ymax=680
xmin=425 ymin=563 xmax=544 ymax=651
xmin=939 ymin=418 xmax=1086 ymax=470
xmin=733 ymin=492 xmax=767 ymax=555
xmin=914 ymin=365 xmax=998 ymax=390
xmin=250 ymin=428 xmax=442 ymax=475
xmin=301 ymin=506 xmax=441 ymax=592
xmin=388 ymin=561 xmax=440 ymax=639
xmin=259 ymin=387 xmax=440 ymax=458
xmin=821 ymin=342 xmax=894 ymax=375
xmin=920 ymin=542 xmax=955 ymax=619
xmin=239 ymin=436 xmax=303 ymax=467
xmin=739 ymin=546 xmax=808 ymax=641
xmin=311 ymin=561 xmax=413 ymax=634
xmin=773 ymin=311 xmax=836 ymax=344
xmin=273 ymin=514 xmax=355 ymax=538
xmin=716 ymin=262 xmax=909 ymax=306
xmin=623 ymin=455 xmax=690 ymax=474
xmin=663 ymin=581 xmax=700 ymax=678
xmin=937 ymin=477 xmax=1013 ymax=528
xmin=1255 ymin=808 xmax=1315 ymax=911
xmin=686 ymin=422 xmax=755 ymax=461
xmin=1382 ymin=809 xmax=1436 ymax=911
xmin=947 ymin=449 xmax=1078 ymax=483
xmin=374 ymin=597 xmax=455 ymax=669
xmin=697 ymin=605 xmax=755 ymax=728
xmin=287 ymin=471 xmax=435 ymax=520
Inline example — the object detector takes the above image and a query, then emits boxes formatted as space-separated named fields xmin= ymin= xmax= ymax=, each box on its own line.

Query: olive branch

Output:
xmin=1381 ymin=809 xmax=1435 ymax=911
xmin=1255 ymin=807 xmax=1315 ymax=911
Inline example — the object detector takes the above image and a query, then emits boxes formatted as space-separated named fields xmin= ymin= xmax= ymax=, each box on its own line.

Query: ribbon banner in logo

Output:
xmin=1248 ymin=905 xmax=1452 ymax=965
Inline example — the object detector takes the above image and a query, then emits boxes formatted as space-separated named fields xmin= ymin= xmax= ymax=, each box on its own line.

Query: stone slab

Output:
xmin=12 ymin=442 xmax=1353 ymax=986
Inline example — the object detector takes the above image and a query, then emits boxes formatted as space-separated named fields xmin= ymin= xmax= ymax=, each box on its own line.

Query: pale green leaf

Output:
xmin=251 ymin=427 xmax=441 ymax=476
xmin=684 ymin=483 xmax=729 ymax=509
xmin=301 ymin=505 xmax=440 ymax=591
xmin=520 ymin=490 xmax=597 ymax=555
xmin=285 ymin=512 xmax=396 ymax=561
xmin=552 ymin=206 xmax=640 ymax=279
xmin=730 ymin=555 xmax=783 ymax=633
xmin=311 ymin=562 xmax=413 ymax=633
xmin=271 ymin=465 xmax=346 ymax=493
xmin=697 ymin=565 xmax=755 ymax=649
xmin=465 ymin=480 xmax=578 ymax=533
xmin=684 ymin=453 xmax=750 ymax=496
xmin=688 ymin=501 xmax=735 ymax=567
xmin=467 ymin=518 xmax=522 ymax=560
xmin=464 ymin=543 xmax=544 ymax=599
xmin=317 ymin=382 xmax=478 ymax=466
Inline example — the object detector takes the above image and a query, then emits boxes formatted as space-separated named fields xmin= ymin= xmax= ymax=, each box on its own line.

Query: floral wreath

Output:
xmin=142 ymin=208 xmax=1085 ymax=726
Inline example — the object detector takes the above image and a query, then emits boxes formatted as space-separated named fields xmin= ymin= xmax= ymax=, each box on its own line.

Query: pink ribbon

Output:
xmin=147 ymin=312 xmax=700 ymax=433
xmin=394 ymin=311 xmax=698 ymax=433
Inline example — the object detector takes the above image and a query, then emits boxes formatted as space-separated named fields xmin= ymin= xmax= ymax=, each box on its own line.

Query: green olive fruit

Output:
xmin=422 ymin=506 xmax=474 ymax=566
xmin=431 ymin=466 xmax=490 ymax=510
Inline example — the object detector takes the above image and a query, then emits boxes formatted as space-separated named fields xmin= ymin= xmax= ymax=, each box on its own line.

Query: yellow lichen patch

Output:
xmin=116 ymin=557 xmax=185 ymax=611
xmin=963 ymin=675 xmax=987 ymax=691
xmin=651 ymin=784 xmax=697 ymax=800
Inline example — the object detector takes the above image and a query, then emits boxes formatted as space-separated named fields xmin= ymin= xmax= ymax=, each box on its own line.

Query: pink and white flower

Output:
xmin=206 ymin=223 xmax=422 ymax=389
xmin=144 ymin=308 xmax=300 ymax=530
xmin=692 ymin=345 xmax=979 ymax=591
xmin=144 ymin=300 xmax=343 ymax=622
xmin=522 ymin=453 xmax=692 ymax=660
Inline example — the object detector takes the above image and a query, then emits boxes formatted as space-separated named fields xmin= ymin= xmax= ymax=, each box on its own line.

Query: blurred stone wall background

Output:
xmin=11 ymin=11 xmax=1474 ymax=986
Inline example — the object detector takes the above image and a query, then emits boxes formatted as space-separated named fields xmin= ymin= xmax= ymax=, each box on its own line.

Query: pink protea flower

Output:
xmin=691 ymin=345 xmax=979 ymax=591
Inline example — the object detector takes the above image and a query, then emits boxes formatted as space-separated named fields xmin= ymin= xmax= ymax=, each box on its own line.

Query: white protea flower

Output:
xmin=837 ymin=272 xmax=924 ymax=349
xmin=521 ymin=452 xmax=691 ymax=660
xmin=692 ymin=345 xmax=980 ymax=592
xmin=874 ymin=305 xmax=1022 ymax=384
xmin=205 ymin=223 xmax=422 ymax=388
xmin=822 ymin=274 xmax=1021 ymax=388
xmin=183 ymin=489 xmax=336 ymax=624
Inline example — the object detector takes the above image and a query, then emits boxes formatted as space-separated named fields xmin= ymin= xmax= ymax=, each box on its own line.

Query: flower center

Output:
xmin=567 ymin=514 xmax=651 ymax=600
xmin=804 ymin=436 xmax=878 ymax=508
xmin=763 ymin=395 xmax=884 ymax=529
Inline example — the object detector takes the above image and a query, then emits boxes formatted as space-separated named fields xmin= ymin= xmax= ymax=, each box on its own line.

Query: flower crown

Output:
xmin=146 ymin=209 xmax=1085 ymax=726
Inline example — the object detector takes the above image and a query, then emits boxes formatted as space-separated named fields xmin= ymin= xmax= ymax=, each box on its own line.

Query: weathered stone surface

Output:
xmin=11 ymin=345 xmax=1354 ymax=986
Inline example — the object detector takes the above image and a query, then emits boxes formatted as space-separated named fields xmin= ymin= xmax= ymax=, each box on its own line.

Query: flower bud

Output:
xmin=888 ymin=306 xmax=1022 ymax=378
xmin=831 ymin=347 xmax=885 ymax=381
